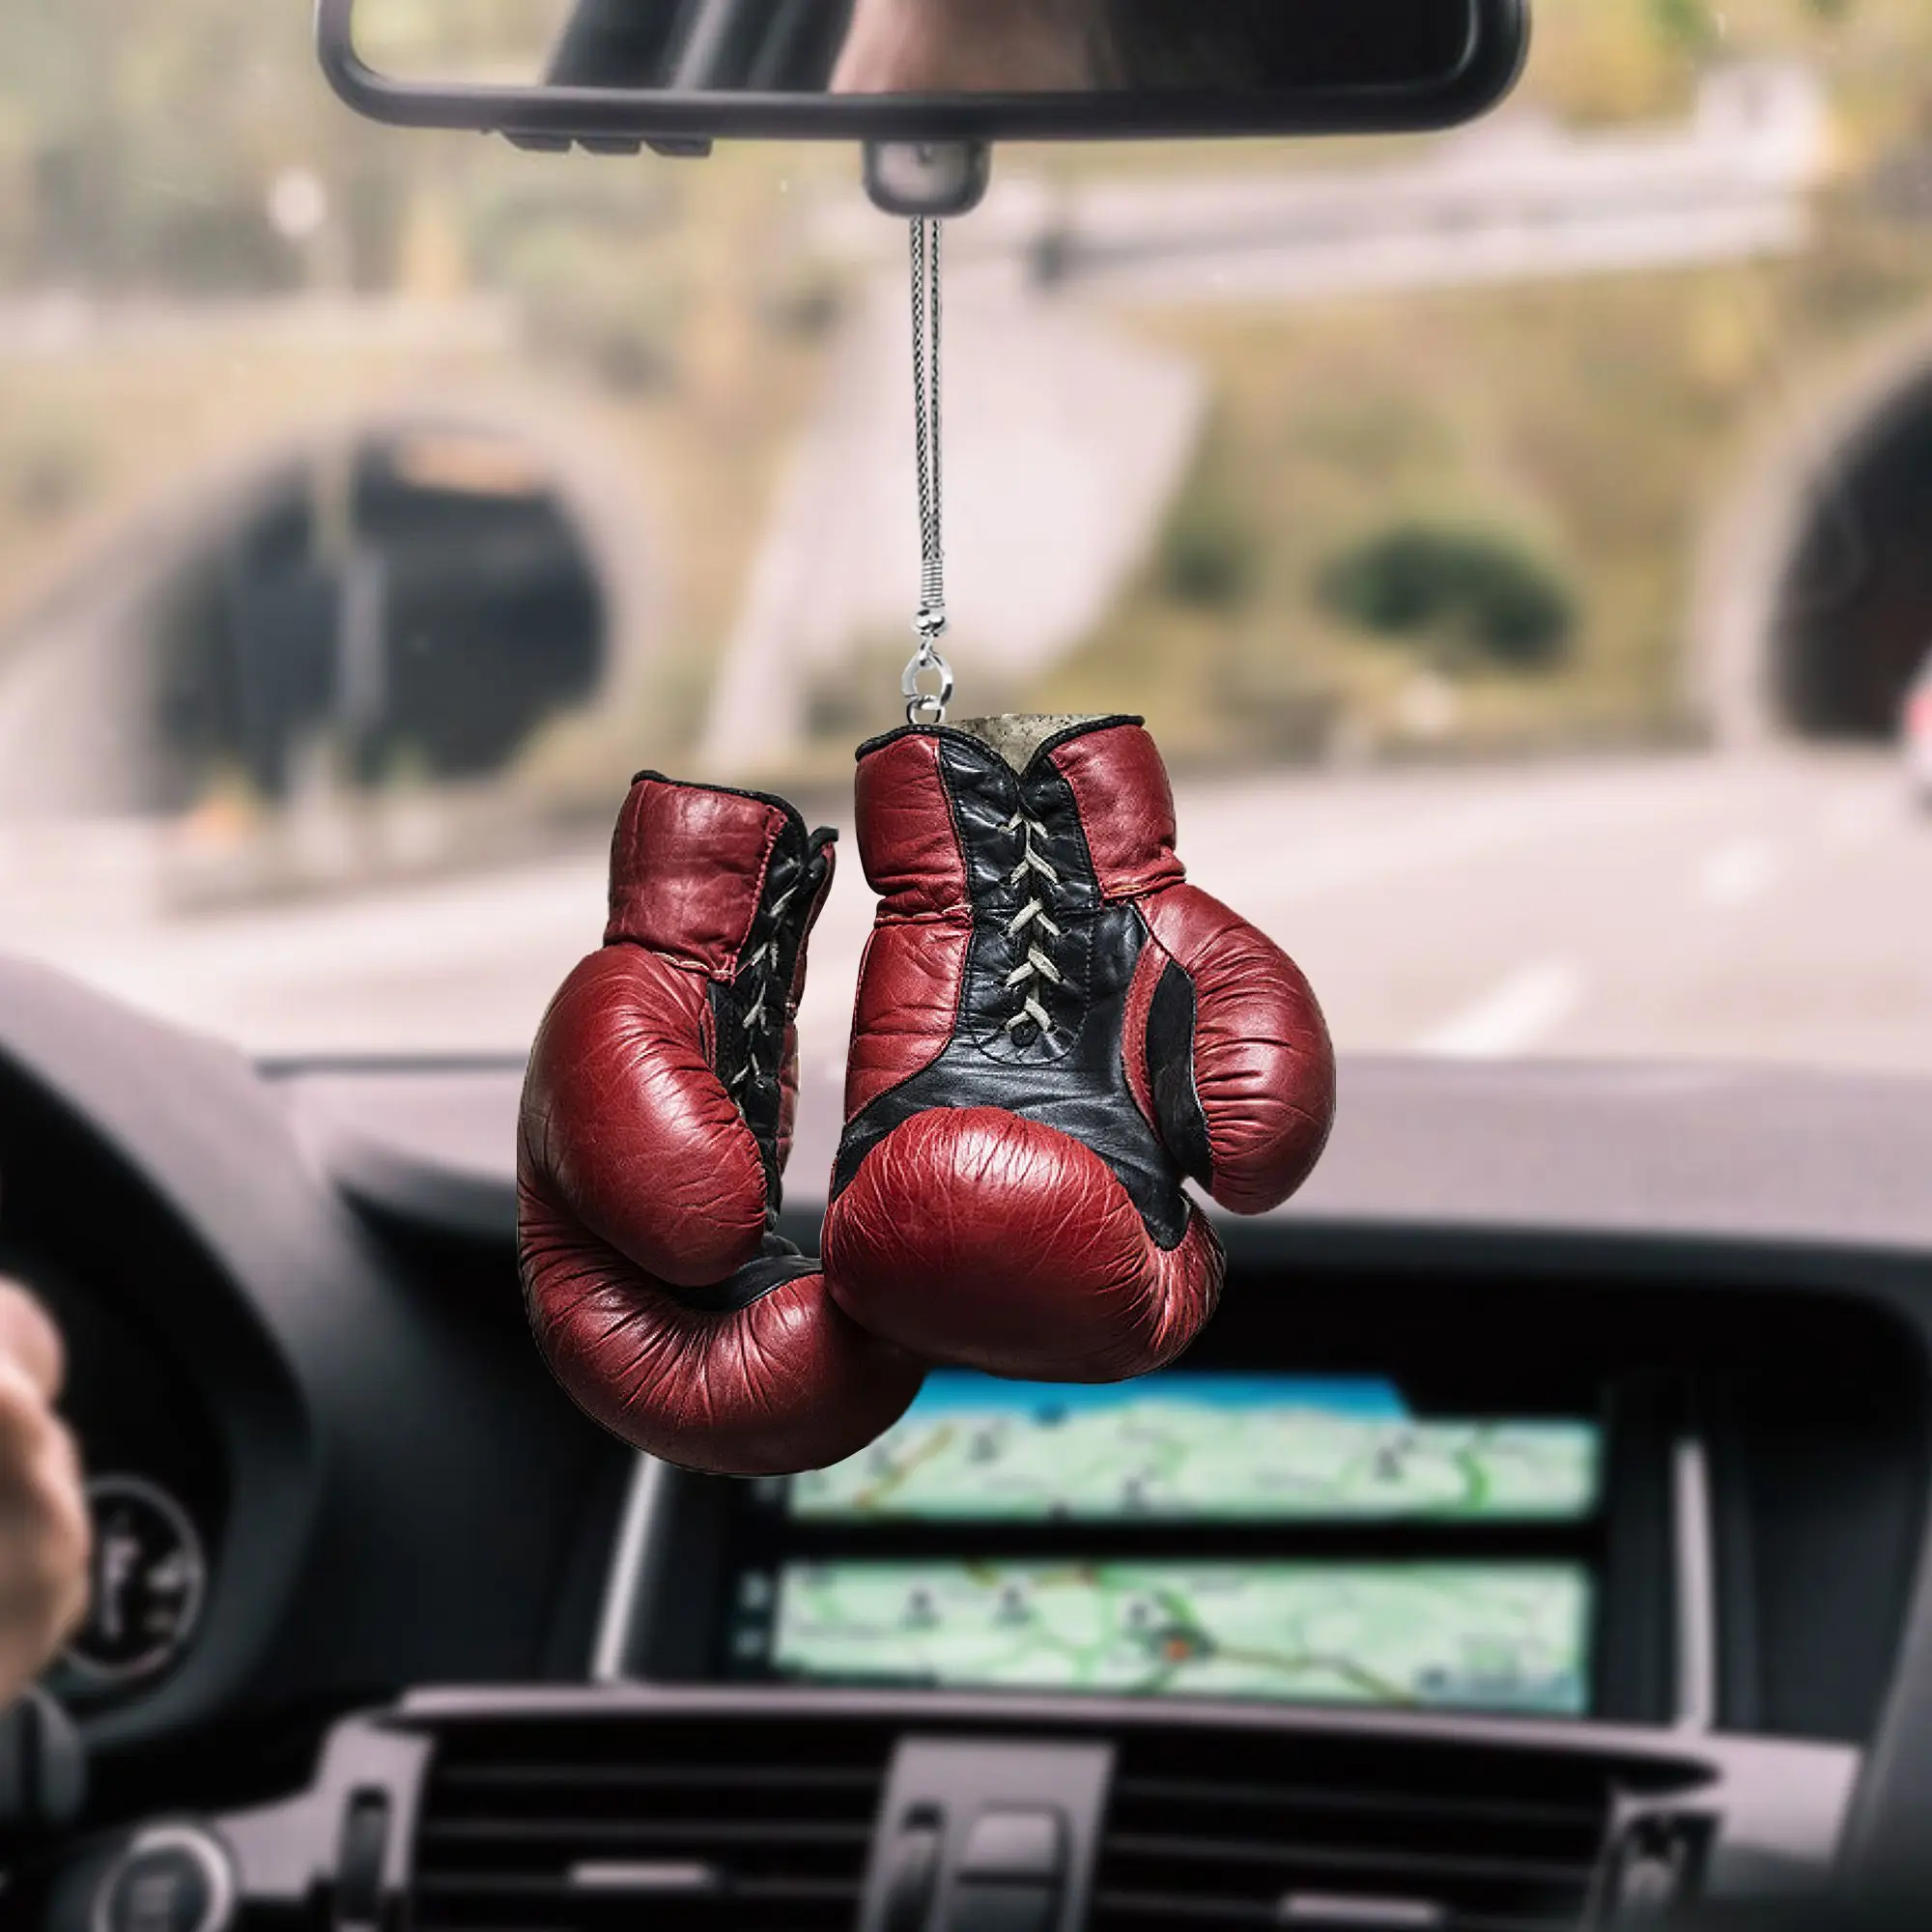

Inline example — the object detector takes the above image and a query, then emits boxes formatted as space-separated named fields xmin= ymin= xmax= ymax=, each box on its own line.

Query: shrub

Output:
xmin=1318 ymin=522 xmax=1577 ymax=668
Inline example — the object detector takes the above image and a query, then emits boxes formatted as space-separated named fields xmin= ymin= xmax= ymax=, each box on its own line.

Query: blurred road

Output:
xmin=3 ymin=747 xmax=1930 ymax=1078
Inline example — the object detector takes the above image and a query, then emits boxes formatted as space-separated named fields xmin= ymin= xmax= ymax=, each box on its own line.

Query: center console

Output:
xmin=22 ymin=1261 xmax=1930 ymax=1931
xmin=611 ymin=1265 xmax=1929 ymax=1748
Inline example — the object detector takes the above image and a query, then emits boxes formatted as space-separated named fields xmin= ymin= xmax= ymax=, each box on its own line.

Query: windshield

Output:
xmin=1 ymin=1 xmax=1928 ymax=1071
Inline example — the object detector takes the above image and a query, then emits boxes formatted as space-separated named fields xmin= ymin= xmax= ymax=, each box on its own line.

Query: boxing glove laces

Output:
xmin=519 ymin=774 xmax=923 ymax=1475
xmin=824 ymin=715 xmax=1336 ymax=1382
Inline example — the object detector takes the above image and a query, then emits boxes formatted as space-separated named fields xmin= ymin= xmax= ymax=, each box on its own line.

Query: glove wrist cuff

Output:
xmin=854 ymin=713 xmax=1186 ymax=913
xmin=604 ymin=773 xmax=834 ymax=980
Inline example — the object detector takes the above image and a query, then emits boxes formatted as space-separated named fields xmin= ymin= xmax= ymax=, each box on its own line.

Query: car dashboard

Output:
xmin=4 ymin=955 xmax=1932 ymax=1928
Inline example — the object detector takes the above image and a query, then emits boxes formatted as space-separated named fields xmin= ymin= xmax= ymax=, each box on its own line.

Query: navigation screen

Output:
xmin=787 ymin=1374 xmax=1600 ymax=1523
xmin=764 ymin=1561 xmax=1591 ymax=1714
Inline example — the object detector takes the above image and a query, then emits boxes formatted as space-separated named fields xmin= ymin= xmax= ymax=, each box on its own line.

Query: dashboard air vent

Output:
xmin=409 ymin=1712 xmax=895 ymax=1932
xmin=1092 ymin=1728 xmax=1652 ymax=1931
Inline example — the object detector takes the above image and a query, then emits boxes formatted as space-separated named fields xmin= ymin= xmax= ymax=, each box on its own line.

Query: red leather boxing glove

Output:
xmin=823 ymin=716 xmax=1336 ymax=1382
xmin=519 ymin=775 xmax=923 ymax=1475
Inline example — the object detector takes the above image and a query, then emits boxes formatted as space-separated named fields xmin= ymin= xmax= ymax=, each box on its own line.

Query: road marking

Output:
xmin=1697 ymin=838 xmax=1780 ymax=908
xmin=1417 ymin=961 xmax=1583 ymax=1060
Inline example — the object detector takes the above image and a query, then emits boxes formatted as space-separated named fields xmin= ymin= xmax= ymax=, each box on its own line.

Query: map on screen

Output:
xmin=765 ymin=1561 xmax=1591 ymax=1714
xmin=786 ymin=1374 xmax=1599 ymax=1522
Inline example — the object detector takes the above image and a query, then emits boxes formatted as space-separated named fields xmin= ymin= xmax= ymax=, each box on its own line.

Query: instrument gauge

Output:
xmin=66 ymin=1476 xmax=208 ymax=1685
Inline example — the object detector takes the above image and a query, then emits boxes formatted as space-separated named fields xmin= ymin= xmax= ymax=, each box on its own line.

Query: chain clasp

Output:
xmin=902 ymin=605 xmax=954 ymax=726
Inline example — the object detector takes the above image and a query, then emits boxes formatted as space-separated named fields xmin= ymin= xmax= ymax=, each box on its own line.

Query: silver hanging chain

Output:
xmin=902 ymin=216 xmax=955 ymax=727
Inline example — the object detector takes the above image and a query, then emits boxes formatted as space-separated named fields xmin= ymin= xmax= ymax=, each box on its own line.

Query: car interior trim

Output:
xmin=1674 ymin=1435 xmax=1719 ymax=1734
xmin=591 ymin=1453 xmax=672 ymax=1684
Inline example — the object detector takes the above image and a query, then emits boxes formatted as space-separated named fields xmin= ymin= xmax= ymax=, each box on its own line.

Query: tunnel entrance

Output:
xmin=1775 ymin=371 xmax=1932 ymax=738
xmin=154 ymin=424 xmax=607 ymax=808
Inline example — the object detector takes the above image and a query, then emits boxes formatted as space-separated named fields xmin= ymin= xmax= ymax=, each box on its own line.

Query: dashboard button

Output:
xmin=878 ymin=1812 xmax=944 ymax=1932
xmin=1605 ymin=1816 xmax=1705 ymax=1920
xmin=958 ymin=1809 xmax=1065 ymax=1882
xmin=946 ymin=1881 xmax=1058 ymax=1932
xmin=92 ymin=1826 xmax=234 ymax=1932
xmin=67 ymin=1478 xmax=207 ymax=1685
xmin=334 ymin=1791 xmax=389 ymax=1930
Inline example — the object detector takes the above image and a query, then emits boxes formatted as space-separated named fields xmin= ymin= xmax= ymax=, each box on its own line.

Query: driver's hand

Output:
xmin=831 ymin=0 xmax=1120 ymax=94
xmin=0 ymin=1283 xmax=89 ymax=1703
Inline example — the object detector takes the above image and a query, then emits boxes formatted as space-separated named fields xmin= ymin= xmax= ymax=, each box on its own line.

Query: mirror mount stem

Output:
xmin=864 ymin=142 xmax=990 ymax=219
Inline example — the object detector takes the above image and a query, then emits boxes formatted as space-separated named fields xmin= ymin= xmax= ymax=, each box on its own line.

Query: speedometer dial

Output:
xmin=66 ymin=1477 xmax=208 ymax=1684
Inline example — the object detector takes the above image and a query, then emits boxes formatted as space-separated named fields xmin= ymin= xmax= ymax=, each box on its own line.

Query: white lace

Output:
xmin=728 ymin=877 xmax=798 ymax=1092
xmin=1002 ymin=811 xmax=1065 ymax=1037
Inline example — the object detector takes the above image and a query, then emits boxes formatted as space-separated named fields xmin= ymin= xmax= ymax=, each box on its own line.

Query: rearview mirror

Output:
xmin=316 ymin=0 xmax=1528 ymax=149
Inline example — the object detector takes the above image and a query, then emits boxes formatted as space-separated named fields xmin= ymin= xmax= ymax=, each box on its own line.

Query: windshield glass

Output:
xmin=2 ymin=1 xmax=1928 ymax=1070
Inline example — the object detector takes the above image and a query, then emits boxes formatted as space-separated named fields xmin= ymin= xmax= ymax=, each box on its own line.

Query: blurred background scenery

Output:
xmin=4 ymin=0 xmax=1932 ymax=1071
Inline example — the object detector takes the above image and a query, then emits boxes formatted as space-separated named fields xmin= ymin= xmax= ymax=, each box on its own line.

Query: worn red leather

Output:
xmin=823 ymin=716 xmax=1335 ymax=1382
xmin=519 ymin=775 xmax=923 ymax=1475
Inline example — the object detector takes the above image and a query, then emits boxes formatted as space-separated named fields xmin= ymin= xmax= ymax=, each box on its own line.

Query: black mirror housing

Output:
xmin=315 ymin=0 xmax=1528 ymax=153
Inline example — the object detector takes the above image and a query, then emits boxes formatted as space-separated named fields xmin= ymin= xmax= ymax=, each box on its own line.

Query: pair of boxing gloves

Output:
xmin=518 ymin=714 xmax=1336 ymax=1477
